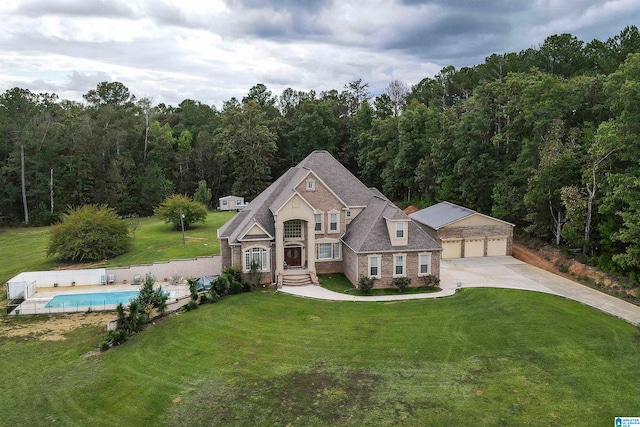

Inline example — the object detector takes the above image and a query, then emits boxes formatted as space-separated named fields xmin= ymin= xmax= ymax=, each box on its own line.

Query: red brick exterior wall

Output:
xmin=342 ymin=245 xmax=358 ymax=284
xmin=295 ymin=174 xmax=346 ymax=237
xmin=221 ymin=238 xmax=232 ymax=268
xmin=437 ymin=224 xmax=513 ymax=256
xmin=354 ymin=251 xmax=440 ymax=288
xmin=315 ymin=260 xmax=344 ymax=275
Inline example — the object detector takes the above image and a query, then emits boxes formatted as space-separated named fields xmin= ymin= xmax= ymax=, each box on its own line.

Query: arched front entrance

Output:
xmin=284 ymin=245 xmax=302 ymax=267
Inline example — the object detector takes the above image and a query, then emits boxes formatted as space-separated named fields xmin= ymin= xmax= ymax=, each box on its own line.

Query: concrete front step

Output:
xmin=282 ymin=275 xmax=314 ymax=286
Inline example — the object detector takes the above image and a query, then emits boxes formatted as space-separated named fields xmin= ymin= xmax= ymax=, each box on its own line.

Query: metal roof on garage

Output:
xmin=409 ymin=201 xmax=515 ymax=230
xmin=409 ymin=201 xmax=475 ymax=229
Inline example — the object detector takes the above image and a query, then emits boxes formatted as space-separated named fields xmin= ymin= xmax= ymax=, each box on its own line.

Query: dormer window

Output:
xmin=306 ymin=179 xmax=315 ymax=191
xmin=395 ymin=222 xmax=405 ymax=238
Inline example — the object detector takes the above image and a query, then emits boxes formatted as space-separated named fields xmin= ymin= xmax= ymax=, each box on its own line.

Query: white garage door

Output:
xmin=487 ymin=237 xmax=508 ymax=256
xmin=464 ymin=238 xmax=485 ymax=257
xmin=441 ymin=240 xmax=462 ymax=259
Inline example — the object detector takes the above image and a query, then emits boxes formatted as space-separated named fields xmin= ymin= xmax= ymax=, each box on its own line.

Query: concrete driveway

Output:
xmin=280 ymin=256 xmax=640 ymax=326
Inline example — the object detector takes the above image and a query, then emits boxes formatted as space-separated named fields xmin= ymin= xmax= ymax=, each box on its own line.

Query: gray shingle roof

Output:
xmin=409 ymin=201 xmax=475 ymax=230
xmin=342 ymin=196 xmax=440 ymax=252
xmin=298 ymin=151 xmax=372 ymax=206
xmin=220 ymin=151 xmax=375 ymax=244
xmin=219 ymin=151 xmax=438 ymax=254
xmin=218 ymin=168 xmax=300 ymax=243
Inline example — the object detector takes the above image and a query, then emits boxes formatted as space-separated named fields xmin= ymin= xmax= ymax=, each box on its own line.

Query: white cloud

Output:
xmin=0 ymin=0 xmax=636 ymax=106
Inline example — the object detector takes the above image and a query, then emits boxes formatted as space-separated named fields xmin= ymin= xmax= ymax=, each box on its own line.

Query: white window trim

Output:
xmin=314 ymin=212 xmax=323 ymax=233
xmin=395 ymin=222 xmax=405 ymax=238
xmin=315 ymin=240 xmax=342 ymax=261
xmin=328 ymin=210 xmax=340 ymax=233
xmin=393 ymin=253 xmax=406 ymax=278
xmin=418 ymin=252 xmax=431 ymax=276
xmin=367 ymin=254 xmax=381 ymax=279
xmin=244 ymin=246 xmax=270 ymax=272
xmin=346 ymin=210 xmax=351 ymax=218
xmin=306 ymin=179 xmax=315 ymax=191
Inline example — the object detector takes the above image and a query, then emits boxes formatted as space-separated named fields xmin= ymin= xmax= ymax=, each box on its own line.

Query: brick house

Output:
xmin=217 ymin=150 xmax=442 ymax=287
xmin=409 ymin=201 xmax=514 ymax=259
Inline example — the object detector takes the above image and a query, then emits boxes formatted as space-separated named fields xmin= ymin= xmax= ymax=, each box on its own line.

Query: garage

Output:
xmin=441 ymin=239 xmax=462 ymax=259
xmin=410 ymin=201 xmax=514 ymax=259
xmin=487 ymin=237 xmax=508 ymax=256
xmin=464 ymin=239 xmax=485 ymax=257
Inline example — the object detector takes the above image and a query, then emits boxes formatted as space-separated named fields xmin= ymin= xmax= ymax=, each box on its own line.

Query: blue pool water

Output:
xmin=44 ymin=291 xmax=141 ymax=309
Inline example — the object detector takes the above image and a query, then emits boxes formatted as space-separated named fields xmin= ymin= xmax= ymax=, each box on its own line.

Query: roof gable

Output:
xmin=343 ymin=196 xmax=440 ymax=253
xmin=298 ymin=151 xmax=372 ymax=206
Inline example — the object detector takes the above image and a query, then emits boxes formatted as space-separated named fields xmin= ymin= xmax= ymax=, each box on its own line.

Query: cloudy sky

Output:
xmin=0 ymin=0 xmax=638 ymax=108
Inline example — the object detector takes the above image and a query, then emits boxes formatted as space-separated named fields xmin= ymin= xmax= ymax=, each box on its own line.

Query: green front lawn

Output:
xmin=1 ymin=289 xmax=639 ymax=426
xmin=0 ymin=211 xmax=235 ymax=285
xmin=319 ymin=273 xmax=441 ymax=296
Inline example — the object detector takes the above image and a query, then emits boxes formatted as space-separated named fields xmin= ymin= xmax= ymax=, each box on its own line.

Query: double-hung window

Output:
xmin=329 ymin=212 xmax=338 ymax=232
xmin=314 ymin=213 xmax=322 ymax=232
xmin=395 ymin=222 xmax=405 ymax=238
xmin=394 ymin=254 xmax=406 ymax=277
xmin=419 ymin=253 xmax=430 ymax=275
xmin=368 ymin=255 xmax=380 ymax=278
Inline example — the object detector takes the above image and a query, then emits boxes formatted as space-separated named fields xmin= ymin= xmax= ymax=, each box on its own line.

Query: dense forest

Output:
xmin=1 ymin=26 xmax=640 ymax=277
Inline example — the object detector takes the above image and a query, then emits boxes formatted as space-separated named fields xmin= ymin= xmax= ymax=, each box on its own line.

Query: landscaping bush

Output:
xmin=155 ymin=194 xmax=207 ymax=231
xmin=47 ymin=204 xmax=131 ymax=262
xmin=187 ymin=278 xmax=199 ymax=301
xmin=100 ymin=276 xmax=168 ymax=351
xmin=137 ymin=274 xmax=168 ymax=315
xmin=247 ymin=260 xmax=263 ymax=288
xmin=421 ymin=274 xmax=441 ymax=289
xmin=211 ymin=275 xmax=230 ymax=297
xmin=183 ymin=300 xmax=199 ymax=312
xmin=391 ymin=277 xmax=411 ymax=292
xmin=358 ymin=275 xmax=376 ymax=293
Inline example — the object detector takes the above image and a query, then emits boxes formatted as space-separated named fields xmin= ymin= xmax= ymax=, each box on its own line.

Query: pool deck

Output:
xmin=12 ymin=282 xmax=191 ymax=315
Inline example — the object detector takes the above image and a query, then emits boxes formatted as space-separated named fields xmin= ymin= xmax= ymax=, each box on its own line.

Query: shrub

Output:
xmin=136 ymin=274 xmax=168 ymax=315
xmin=358 ymin=276 xmax=376 ymax=293
xmin=155 ymin=194 xmax=207 ymax=231
xmin=183 ymin=300 xmax=199 ymax=312
xmin=198 ymin=293 xmax=210 ymax=304
xmin=187 ymin=278 xmax=199 ymax=300
xmin=47 ymin=204 xmax=131 ymax=262
xmin=421 ymin=274 xmax=441 ymax=288
xmin=211 ymin=275 xmax=230 ymax=297
xmin=223 ymin=266 xmax=243 ymax=285
xmin=391 ymin=277 xmax=411 ymax=292
xmin=101 ymin=276 xmax=168 ymax=350
xmin=247 ymin=260 xmax=263 ymax=288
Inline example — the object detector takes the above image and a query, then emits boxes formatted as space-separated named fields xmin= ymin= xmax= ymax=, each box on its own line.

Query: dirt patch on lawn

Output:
xmin=513 ymin=240 xmax=639 ymax=302
xmin=0 ymin=312 xmax=114 ymax=341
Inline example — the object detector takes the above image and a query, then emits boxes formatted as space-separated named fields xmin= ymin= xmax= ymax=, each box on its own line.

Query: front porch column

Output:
xmin=307 ymin=221 xmax=316 ymax=274
xmin=275 ymin=218 xmax=284 ymax=277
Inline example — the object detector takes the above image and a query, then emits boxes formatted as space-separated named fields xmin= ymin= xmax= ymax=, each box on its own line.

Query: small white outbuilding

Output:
xmin=218 ymin=195 xmax=245 ymax=211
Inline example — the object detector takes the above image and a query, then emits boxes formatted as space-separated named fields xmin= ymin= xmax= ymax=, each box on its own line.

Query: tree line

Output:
xmin=1 ymin=26 xmax=639 ymax=276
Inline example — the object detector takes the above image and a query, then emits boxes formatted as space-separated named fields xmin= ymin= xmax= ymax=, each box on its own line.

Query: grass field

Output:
xmin=320 ymin=273 xmax=441 ymax=295
xmin=0 ymin=211 xmax=235 ymax=285
xmin=1 ymin=288 xmax=639 ymax=426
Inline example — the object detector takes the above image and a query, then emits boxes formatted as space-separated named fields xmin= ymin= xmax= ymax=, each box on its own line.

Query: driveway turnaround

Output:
xmin=279 ymin=256 xmax=640 ymax=326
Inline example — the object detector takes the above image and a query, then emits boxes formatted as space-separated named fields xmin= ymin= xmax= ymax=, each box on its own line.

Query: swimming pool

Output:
xmin=45 ymin=290 xmax=141 ymax=309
